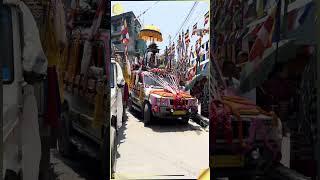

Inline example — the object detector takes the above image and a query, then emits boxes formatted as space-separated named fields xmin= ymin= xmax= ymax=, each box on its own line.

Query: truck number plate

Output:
xmin=210 ymin=155 xmax=244 ymax=168
xmin=173 ymin=110 xmax=186 ymax=115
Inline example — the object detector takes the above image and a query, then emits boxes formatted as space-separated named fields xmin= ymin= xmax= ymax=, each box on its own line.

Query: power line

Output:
xmin=186 ymin=8 xmax=208 ymax=31
xmin=135 ymin=1 xmax=160 ymax=25
xmin=172 ymin=2 xmax=198 ymax=41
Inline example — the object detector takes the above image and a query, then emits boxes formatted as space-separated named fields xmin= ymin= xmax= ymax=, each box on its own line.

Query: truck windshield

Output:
xmin=0 ymin=6 xmax=14 ymax=84
xmin=144 ymin=75 xmax=173 ymax=88
xmin=144 ymin=75 xmax=161 ymax=87
xmin=110 ymin=63 xmax=115 ymax=88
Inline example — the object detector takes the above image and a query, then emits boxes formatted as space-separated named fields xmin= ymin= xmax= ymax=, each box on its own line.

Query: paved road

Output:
xmin=114 ymin=110 xmax=209 ymax=179
xmin=50 ymin=149 xmax=100 ymax=180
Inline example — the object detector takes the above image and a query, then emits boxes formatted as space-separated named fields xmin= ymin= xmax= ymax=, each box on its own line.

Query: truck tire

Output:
xmin=181 ymin=117 xmax=189 ymax=124
xmin=143 ymin=103 xmax=152 ymax=126
xmin=128 ymin=95 xmax=133 ymax=112
xmin=122 ymin=105 xmax=126 ymax=125
xmin=57 ymin=110 xmax=75 ymax=157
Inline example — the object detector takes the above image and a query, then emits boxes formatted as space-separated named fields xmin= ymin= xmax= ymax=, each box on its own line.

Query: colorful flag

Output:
xmin=202 ymin=53 xmax=206 ymax=61
xmin=250 ymin=24 xmax=263 ymax=37
xmin=256 ymin=0 xmax=264 ymax=18
xmin=193 ymin=51 xmax=197 ymax=58
xmin=190 ymin=46 xmax=195 ymax=59
xmin=181 ymin=31 xmax=185 ymax=55
xmin=192 ymin=23 xmax=197 ymax=35
xmin=204 ymin=11 xmax=209 ymax=26
xmin=248 ymin=0 xmax=278 ymax=61
xmin=121 ymin=19 xmax=129 ymax=44
xmin=185 ymin=29 xmax=190 ymax=44
xmin=172 ymin=42 xmax=175 ymax=53
xmin=205 ymin=41 xmax=209 ymax=51
xmin=244 ymin=0 xmax=257 ymax=21
xmin=272 ymin=0 xmax=281 ymax=43
xmin=203 ymin=28 xmax=209 ymax=36
xmin=177 ymin=34 xmax=181 ymax=55
xmin=287 ymin=2 xmax=313 ymax=32
xmin=90 ymin=0 xmax=106 ymax=38
xmin=194 ymin=29 xmax=204 ymax=37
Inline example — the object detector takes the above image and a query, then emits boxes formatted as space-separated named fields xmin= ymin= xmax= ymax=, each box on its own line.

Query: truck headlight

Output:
xmin=251 ymin=148 xmax=260 ymax=160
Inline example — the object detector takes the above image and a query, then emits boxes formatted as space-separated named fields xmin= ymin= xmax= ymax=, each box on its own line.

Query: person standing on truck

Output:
xmin=222 ymin=60 xmax=256 ymax=103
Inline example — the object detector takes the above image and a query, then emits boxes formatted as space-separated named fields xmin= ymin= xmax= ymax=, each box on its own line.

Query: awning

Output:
xmin=239 ymin=39 xmax=297 ymax=93
xmin=286 ymin=1 xmax=316 ymax=45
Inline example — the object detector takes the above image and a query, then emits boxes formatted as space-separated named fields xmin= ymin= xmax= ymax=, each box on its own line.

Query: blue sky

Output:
xmin=111 ymin=1 xmax=210 ymax=53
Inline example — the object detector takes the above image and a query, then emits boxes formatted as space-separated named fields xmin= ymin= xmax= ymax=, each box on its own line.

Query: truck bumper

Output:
xmin=152 ymin=107 xmax=198 ymax=119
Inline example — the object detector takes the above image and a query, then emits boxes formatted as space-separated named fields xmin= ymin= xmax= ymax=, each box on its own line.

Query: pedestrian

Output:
xmin=236 ymin=52 xmax=256 ymax=103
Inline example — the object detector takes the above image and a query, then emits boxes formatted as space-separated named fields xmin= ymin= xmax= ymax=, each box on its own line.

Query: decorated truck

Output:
xmin=210 ymin=95 xmax=283 ymax=179
xmin=128 ymin=68 xmax=198 ymax=125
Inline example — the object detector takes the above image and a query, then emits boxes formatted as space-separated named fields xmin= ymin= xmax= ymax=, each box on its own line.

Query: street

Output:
xmin=50 ymin=149 xmax=101 ymax=180
xmin=114 ymin=110 xmax=209 ymax=179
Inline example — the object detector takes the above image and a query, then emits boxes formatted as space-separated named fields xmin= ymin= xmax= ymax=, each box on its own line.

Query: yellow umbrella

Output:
xmin=112 ymin=3 xmax=124 ymax=15
xmin=138 ymin=24 xmax=163 ymax=42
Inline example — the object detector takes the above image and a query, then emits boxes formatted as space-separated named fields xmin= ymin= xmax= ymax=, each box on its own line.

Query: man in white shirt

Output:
xmin=222 ymin=61 xmax=256 ymax=103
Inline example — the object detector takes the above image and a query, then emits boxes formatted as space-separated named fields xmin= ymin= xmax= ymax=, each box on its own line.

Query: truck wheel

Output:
xmin=181 ymin=117 xmax=189 ymax=124
xmin=57 ymin=111 xmax=75 ymax=157
xmin=128 ymin=96 xmax=133 ymax=112
xmin=143 ymin=103 xmax=152 ymax=126
xmin=122 ymin=105 xmax=126 ymax=125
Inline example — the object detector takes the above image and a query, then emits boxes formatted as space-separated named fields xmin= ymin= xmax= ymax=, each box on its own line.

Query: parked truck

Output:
xmin=57 ymin=31 xmax=124 ymax=179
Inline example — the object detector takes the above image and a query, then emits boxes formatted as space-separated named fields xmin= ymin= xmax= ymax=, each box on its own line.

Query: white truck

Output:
xmin=2 ymin=3 xmax=45 ymax=179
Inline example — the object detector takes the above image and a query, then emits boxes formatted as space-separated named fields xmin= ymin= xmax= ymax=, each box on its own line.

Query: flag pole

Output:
xmin=169 ymin=35 xmax=172 ymax=69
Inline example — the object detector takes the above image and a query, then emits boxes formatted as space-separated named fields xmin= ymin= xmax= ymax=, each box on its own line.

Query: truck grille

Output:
xmin=216 ymin=121 xmax=250 ymax=140
xmin=169 ymin=99 xmax=188 ymax=106
xmin=215 ymin=119 xmax=273 ymax=142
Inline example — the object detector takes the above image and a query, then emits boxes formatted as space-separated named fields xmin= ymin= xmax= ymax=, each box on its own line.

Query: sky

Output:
xmin=111 ymin=1 xmax=210 ymax=54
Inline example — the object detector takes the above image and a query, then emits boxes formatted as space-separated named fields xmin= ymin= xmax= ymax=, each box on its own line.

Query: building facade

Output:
xmin=111 ymin=11 xmax=147 ymax=59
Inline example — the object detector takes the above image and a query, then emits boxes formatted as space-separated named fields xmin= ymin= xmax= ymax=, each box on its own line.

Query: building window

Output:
xmin=113 ymin=22 xmax=121 ymax=32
